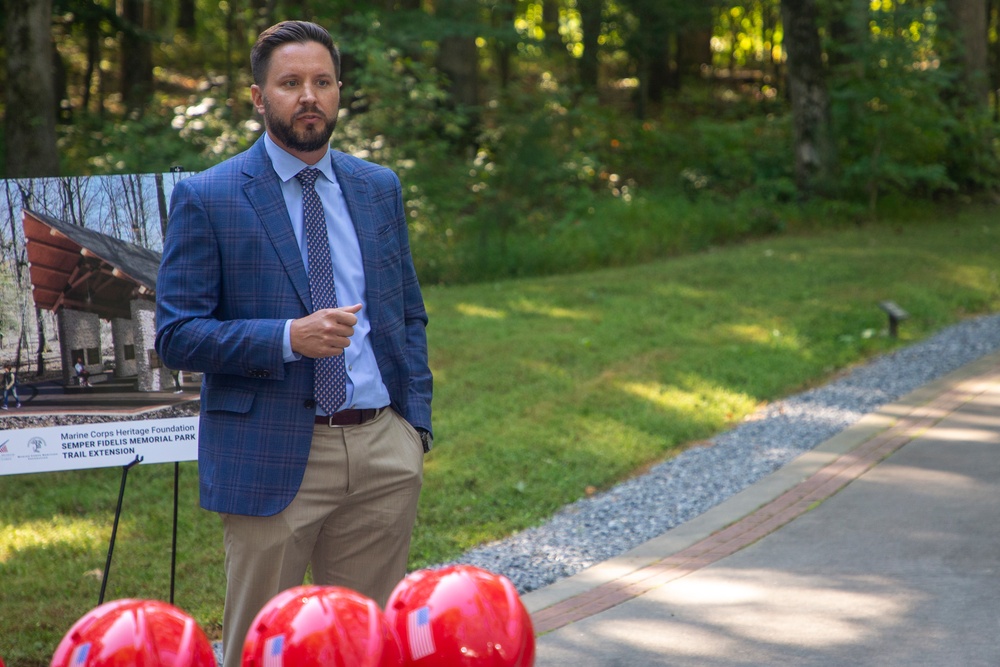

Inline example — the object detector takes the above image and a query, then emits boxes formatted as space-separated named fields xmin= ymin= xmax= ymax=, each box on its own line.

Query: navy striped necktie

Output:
xmin=296 ymin=167 xmax=347 ymax=413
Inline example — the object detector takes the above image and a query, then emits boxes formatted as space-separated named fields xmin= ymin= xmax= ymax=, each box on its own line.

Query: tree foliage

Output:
xmin=826 ymin=0 xmax=999 ymax=208
xmin=0 ymin=0 xmax=997 ymax=281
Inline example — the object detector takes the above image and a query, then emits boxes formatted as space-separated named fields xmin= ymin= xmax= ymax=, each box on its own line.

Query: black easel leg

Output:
xmin=99 ymin=455 xmax=143 ymax=606
xmin=171 ymin=461 xmax=180 ymax=604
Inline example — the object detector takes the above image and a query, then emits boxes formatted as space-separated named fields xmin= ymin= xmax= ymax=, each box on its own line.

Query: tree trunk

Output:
xmin=156 ymin=173 xmax=170 ymax=240
xmin=944 ymin=0 xmax=989 ymax=109
xmin=53 ymin=40 xmax=72 ymax=123
xmin=435 ymin=0 xmax=479 ymax=109
xmin=120 ymin=0 xmax=155 ymax=114
xmin=82 ymin=16 xmax=100 ymax=112
xmin=578 ymin=0 xmax=602 ymax=91
xmin=543 ymin=0 xmax=562 ymax=55
xmin=10 ymin=181 xmax=47 ymax=374
xmin=34 ymin=307 xmax=46 ymax=375
xmin=4 ymin=179 xmax=27 ymax=288
xmin=678 ymin=24 xmax=713 ymax=77
xmin=437 ymin=36 xmax=479 ymax=107
xmin=4 ymin=0 xmax=60 ymax=178
xmin=648 ymin=37 xmax=673 ymax=101
xmin=178 ymin=0 xmax=196 ymax=31
xmin=780 ymin=0 xmax=833 ymax=196
xmin=121 ymin=175 xmax=147 ymax=247
xmin=633 ymin=49 xmax=650 ymax=119
xmin=494 ymin=0 xmax=516 ymax=90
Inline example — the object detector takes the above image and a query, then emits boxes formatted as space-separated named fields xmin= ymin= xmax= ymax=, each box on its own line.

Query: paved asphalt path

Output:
xmin=525 ymin=350 xmax=1000 ymax=666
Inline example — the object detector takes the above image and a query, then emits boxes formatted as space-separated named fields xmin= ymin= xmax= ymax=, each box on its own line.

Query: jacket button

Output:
xmin=304 ymin=399 xmax=316 ymax=409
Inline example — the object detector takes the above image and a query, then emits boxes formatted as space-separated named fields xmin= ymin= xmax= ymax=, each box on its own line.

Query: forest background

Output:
xmin=2 ymin=0 xmax=999 ymax=286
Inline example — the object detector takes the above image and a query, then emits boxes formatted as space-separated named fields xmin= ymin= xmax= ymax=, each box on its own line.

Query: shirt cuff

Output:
xmin=282 ymin=320 xmax=301 ymax=363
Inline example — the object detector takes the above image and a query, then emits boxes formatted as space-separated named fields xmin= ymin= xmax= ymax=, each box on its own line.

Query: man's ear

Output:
xmin=250 ymin=84 xmax=265 ymax=115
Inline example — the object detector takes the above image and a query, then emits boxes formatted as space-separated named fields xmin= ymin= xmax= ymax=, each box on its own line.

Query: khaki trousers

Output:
xmin=219 ymin=408 xmax=423 ymax=667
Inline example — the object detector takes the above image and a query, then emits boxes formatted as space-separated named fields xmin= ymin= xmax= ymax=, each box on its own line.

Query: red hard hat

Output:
xmin=50 ymin=598 xmax=216 ymax=667
xmin=241 ymin=585 xmax=403 ymax=667
xmin=385 ymin=565 xmax=535 ymax=666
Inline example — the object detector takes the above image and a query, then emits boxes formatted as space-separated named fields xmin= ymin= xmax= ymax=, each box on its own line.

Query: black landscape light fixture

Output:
xmin=879 ymin=300 xmax=909 ymax=339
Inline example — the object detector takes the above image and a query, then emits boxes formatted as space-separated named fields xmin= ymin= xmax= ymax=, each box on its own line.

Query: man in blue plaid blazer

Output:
xmin=155 ymin=20 xmax=432 ymax=667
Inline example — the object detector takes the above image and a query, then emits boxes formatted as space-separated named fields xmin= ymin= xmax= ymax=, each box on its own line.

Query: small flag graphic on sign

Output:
xmin=407 ymin=605 xmax=436 ymax=661
xmin=263 ymin=635 xmax=284 ymax=667
xmin=0 ymin=441 xmax=8 ymax=453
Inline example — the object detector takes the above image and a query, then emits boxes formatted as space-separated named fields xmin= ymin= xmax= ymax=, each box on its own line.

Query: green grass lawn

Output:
xmin=2 ymin=207 xmax=998 ymax=665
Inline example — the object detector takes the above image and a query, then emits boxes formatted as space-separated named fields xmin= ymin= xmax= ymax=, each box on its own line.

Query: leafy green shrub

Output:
xmin=59 ymin=94 xmax=259 ymax=175
xmin=603 ymin=106 xmax=795 ymax=205
xmin=684 ymin=114 xmax=794 ymax=200
xmin=825 ymin=2 xmax=1000 ymax=210
xmin=940 ymin=108 xmax=1000 ymax=194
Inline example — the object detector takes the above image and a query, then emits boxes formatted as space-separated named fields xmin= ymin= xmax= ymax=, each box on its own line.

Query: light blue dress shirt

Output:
xmin=264 ymin=134 xmax=391 ymax=414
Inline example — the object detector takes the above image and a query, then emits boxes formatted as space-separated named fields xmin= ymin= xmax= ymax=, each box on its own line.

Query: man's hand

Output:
xmin=290 ymin=304 xmax=362 ymax=358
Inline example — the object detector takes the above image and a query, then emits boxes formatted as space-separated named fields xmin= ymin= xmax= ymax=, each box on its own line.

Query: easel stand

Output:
xmin=98 ymin=457 xmax=181 ymax=606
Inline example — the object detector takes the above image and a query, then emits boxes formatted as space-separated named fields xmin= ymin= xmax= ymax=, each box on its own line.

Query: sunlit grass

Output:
xmin=511 ymin=298 xmax=591 ymax=320
xmin=0 ymin=517 xmax=107 ymax=563
xmin=1 ymin=207 xmax=998 ymax=665
xmin=454 ymin=303 xmax=507 ymax=319
xmin=617 ymin=378 xmax=757 ymax=420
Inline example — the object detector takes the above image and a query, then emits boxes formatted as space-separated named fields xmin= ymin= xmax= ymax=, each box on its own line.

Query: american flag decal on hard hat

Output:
xmin=407 ymin=605 xmax=436 ymax=660
xmin=70 ymin=643 xmax=91 ymax=666
xmin=263 ymin=635 xmax=284 ymax=667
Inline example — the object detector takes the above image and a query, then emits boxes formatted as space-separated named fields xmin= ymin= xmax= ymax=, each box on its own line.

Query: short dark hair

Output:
xmin=251 ymin=21 xmax=341 ymax=85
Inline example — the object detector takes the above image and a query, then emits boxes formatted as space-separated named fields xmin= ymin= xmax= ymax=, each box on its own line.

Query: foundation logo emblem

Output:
xmin=28 ymin=436 xmax=46 ymax=453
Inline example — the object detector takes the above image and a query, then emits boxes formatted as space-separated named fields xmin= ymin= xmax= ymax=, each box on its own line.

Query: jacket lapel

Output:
xmin=242 ymin=137 xmax=312 ymax=311
xmin=331 ymin=152 xmax=380 ymax=304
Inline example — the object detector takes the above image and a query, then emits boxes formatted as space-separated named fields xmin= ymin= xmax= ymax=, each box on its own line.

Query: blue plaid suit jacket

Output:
xmin=155 ymin=137 xmax=432 ymax=517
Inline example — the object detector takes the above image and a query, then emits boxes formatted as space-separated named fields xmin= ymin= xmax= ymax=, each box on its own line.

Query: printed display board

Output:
xmin=0 ymin=172 xmax=201 ymax=476
xmin=0 ymin=417 xmax=198 ymax=476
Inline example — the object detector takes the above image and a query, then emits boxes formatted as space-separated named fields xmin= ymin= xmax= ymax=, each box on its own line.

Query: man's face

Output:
xmin=251 ymin=40 xmax=341 ymax=161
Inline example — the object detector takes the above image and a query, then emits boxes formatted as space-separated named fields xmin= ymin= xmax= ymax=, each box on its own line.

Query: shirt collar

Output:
xmin=263 ymin=132 xmax=335 ymax=185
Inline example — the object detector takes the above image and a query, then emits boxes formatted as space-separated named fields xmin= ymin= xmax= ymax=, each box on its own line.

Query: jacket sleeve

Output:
xmin=391 ymin=171 xmax=433 ymax=434
xmin=155 ymin=177 xmax=288 ymax=380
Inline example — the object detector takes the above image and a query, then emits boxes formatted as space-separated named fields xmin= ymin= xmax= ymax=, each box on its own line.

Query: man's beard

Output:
xmin=262 ymin=97 xmax=337 ymax=153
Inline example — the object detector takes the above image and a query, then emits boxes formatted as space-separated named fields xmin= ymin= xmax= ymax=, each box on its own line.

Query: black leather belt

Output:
xmin=315 ymin=408 xmax=383 ymax=427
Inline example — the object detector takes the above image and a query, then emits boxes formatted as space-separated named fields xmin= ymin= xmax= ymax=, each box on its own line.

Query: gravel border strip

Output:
xmin=449 ymin=313 xmax=1000 ymax=594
